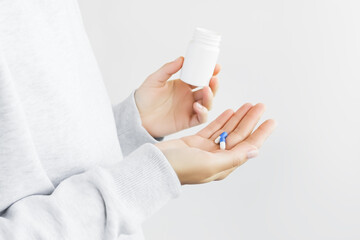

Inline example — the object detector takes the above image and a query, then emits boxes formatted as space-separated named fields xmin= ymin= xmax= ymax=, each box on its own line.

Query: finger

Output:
xmin=209 ymin=76 xmax=219 ymax=96
xmin=213 ymin=64 xmax=221 ymax=76
xmin=189 ymin=102 xmax=209 ymax=126
xmin=188 ymin=84 xmax=199 ymax=90
xmin=221 ymin=119 xmax=275 ymax=169
xmin=210 ymin=103 xmax=253 ymax=140
xmin=193 ymin=86 xmax=213 ymax=110
xmin=213 ymin=166 xmax=236 ymax=181
xmin=213 ymin=149 xmax=260 ymax=181
xmin=211 ymin=143 xmax=258 ymax=172
xmin=226 ymin=103 xmax=266 ymax=149
xmin=196 ymin=109 xmax=234 ymax=138
xmin=242 ymin=119 xmax=277 ymax=149
xmin=146 ymin=56 xmax=184 ymax=87
xmin=206 ymin=119 xmax=276 ymax=177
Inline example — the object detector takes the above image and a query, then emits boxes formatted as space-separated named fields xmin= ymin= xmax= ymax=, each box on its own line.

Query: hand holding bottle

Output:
xmin=135 ymin=56 xmax=220 ymax=138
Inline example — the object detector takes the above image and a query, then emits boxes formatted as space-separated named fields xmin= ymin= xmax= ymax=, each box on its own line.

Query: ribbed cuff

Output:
xmin=112 ymin=90 xmax=164 ymax=156
xmin=108 ymin=143 xmax=181 ymax=226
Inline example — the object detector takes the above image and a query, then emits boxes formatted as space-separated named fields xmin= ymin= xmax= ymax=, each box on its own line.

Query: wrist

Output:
xmin=155 ymin=142 xmax=183 ymax=185
xmin=134 ymin=89 xmax=157 ymax=137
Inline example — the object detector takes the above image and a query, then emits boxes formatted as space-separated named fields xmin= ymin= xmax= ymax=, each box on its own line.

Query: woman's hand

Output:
xmin=155 ymin=103 xmax=276 ymax=185
xmin=135 ymin=56 xmax=220 ymax=138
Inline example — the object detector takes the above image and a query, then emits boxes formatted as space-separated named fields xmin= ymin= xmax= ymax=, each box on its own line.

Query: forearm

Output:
xmin=0 ymin=143 xmax=181 ymax=239
xmin=112 ymin=90 xmax=163 ymax=157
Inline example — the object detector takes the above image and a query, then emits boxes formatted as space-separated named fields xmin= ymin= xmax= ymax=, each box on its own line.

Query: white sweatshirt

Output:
xmin=0 ymin=1 xmax=181 ymax=239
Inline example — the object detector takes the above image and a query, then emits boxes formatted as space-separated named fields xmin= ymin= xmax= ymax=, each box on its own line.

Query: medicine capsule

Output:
xmin=220 ymin=136 xmax=226 ymax=150
xmin=214 ymin=131 xmax=228 ymax=150
xmin=220 ymin=132 xmax=228 ymax=138
xmin=214 ymin=131 xmax=228 ymax=144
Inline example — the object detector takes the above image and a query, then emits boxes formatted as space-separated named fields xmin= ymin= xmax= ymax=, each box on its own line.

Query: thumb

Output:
xmin=213 ymin=143 xmax=258 ymax=172
xmin=146 ymin=56 xmax=184 ymax=87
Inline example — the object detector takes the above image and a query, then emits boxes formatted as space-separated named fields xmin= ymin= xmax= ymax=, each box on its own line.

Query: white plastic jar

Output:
xmin=180 ymin=27 xmax=221 ymax=87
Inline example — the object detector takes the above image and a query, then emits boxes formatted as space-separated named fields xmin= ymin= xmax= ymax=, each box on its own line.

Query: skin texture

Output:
xmin=135 ymin=56 xmax=220 ymax=138
xmin=156 ymin=105 xmax=276 ymax=185
xmin=135 ymin=57 xmax=276 ymax=185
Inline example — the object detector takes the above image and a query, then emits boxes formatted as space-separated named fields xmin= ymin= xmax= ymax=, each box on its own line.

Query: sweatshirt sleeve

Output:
xmin=0 ymin=60 xmax=55 ymax=212
xmin=1 ymin=56 xmax=181 ymax=238
xmin=112 ymin=90 xmax=164 ymax=157
xmin=0 ymin=143 xmax=181 ymax=239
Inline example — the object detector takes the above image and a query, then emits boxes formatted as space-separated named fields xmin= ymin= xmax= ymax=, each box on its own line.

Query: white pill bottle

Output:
xmin=180 ymin=27 xmax=221 ymax=87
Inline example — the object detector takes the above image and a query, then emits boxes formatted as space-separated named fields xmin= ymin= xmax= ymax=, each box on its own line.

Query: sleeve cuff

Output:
xmin=108 ymin=143 xmax=181 ymax=228
xmin=112 ymin=90 xmax=164 ymax=156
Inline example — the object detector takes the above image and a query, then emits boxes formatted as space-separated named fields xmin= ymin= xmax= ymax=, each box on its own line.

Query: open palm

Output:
xmin=156 ymin=103 xmax=276 ymax=184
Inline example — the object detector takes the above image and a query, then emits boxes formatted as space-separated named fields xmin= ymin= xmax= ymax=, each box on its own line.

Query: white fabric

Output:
xmin=0 ymin=1 xmax=181 ymax=239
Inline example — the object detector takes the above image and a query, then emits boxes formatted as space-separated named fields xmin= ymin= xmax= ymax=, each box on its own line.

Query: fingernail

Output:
xmin=174 ymin=56 xmax=182 ymax=62
xmin=247 ymin=150 xmax=259 ymax=159
xmin=195 ymin=102 xmax=207 ymax=111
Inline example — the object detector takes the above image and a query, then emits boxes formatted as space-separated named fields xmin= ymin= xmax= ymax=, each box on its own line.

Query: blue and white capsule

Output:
xmin=219 ymin=136 xmax=226 ymax=150
xmin=214 ymin=131 xmax=228 ymax=144
xmin=214 ymin=131 xmax=228 ymax=150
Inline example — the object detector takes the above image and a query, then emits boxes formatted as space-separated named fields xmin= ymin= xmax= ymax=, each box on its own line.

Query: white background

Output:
xmin=78 ymin=0 xmax=360 ymax=239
